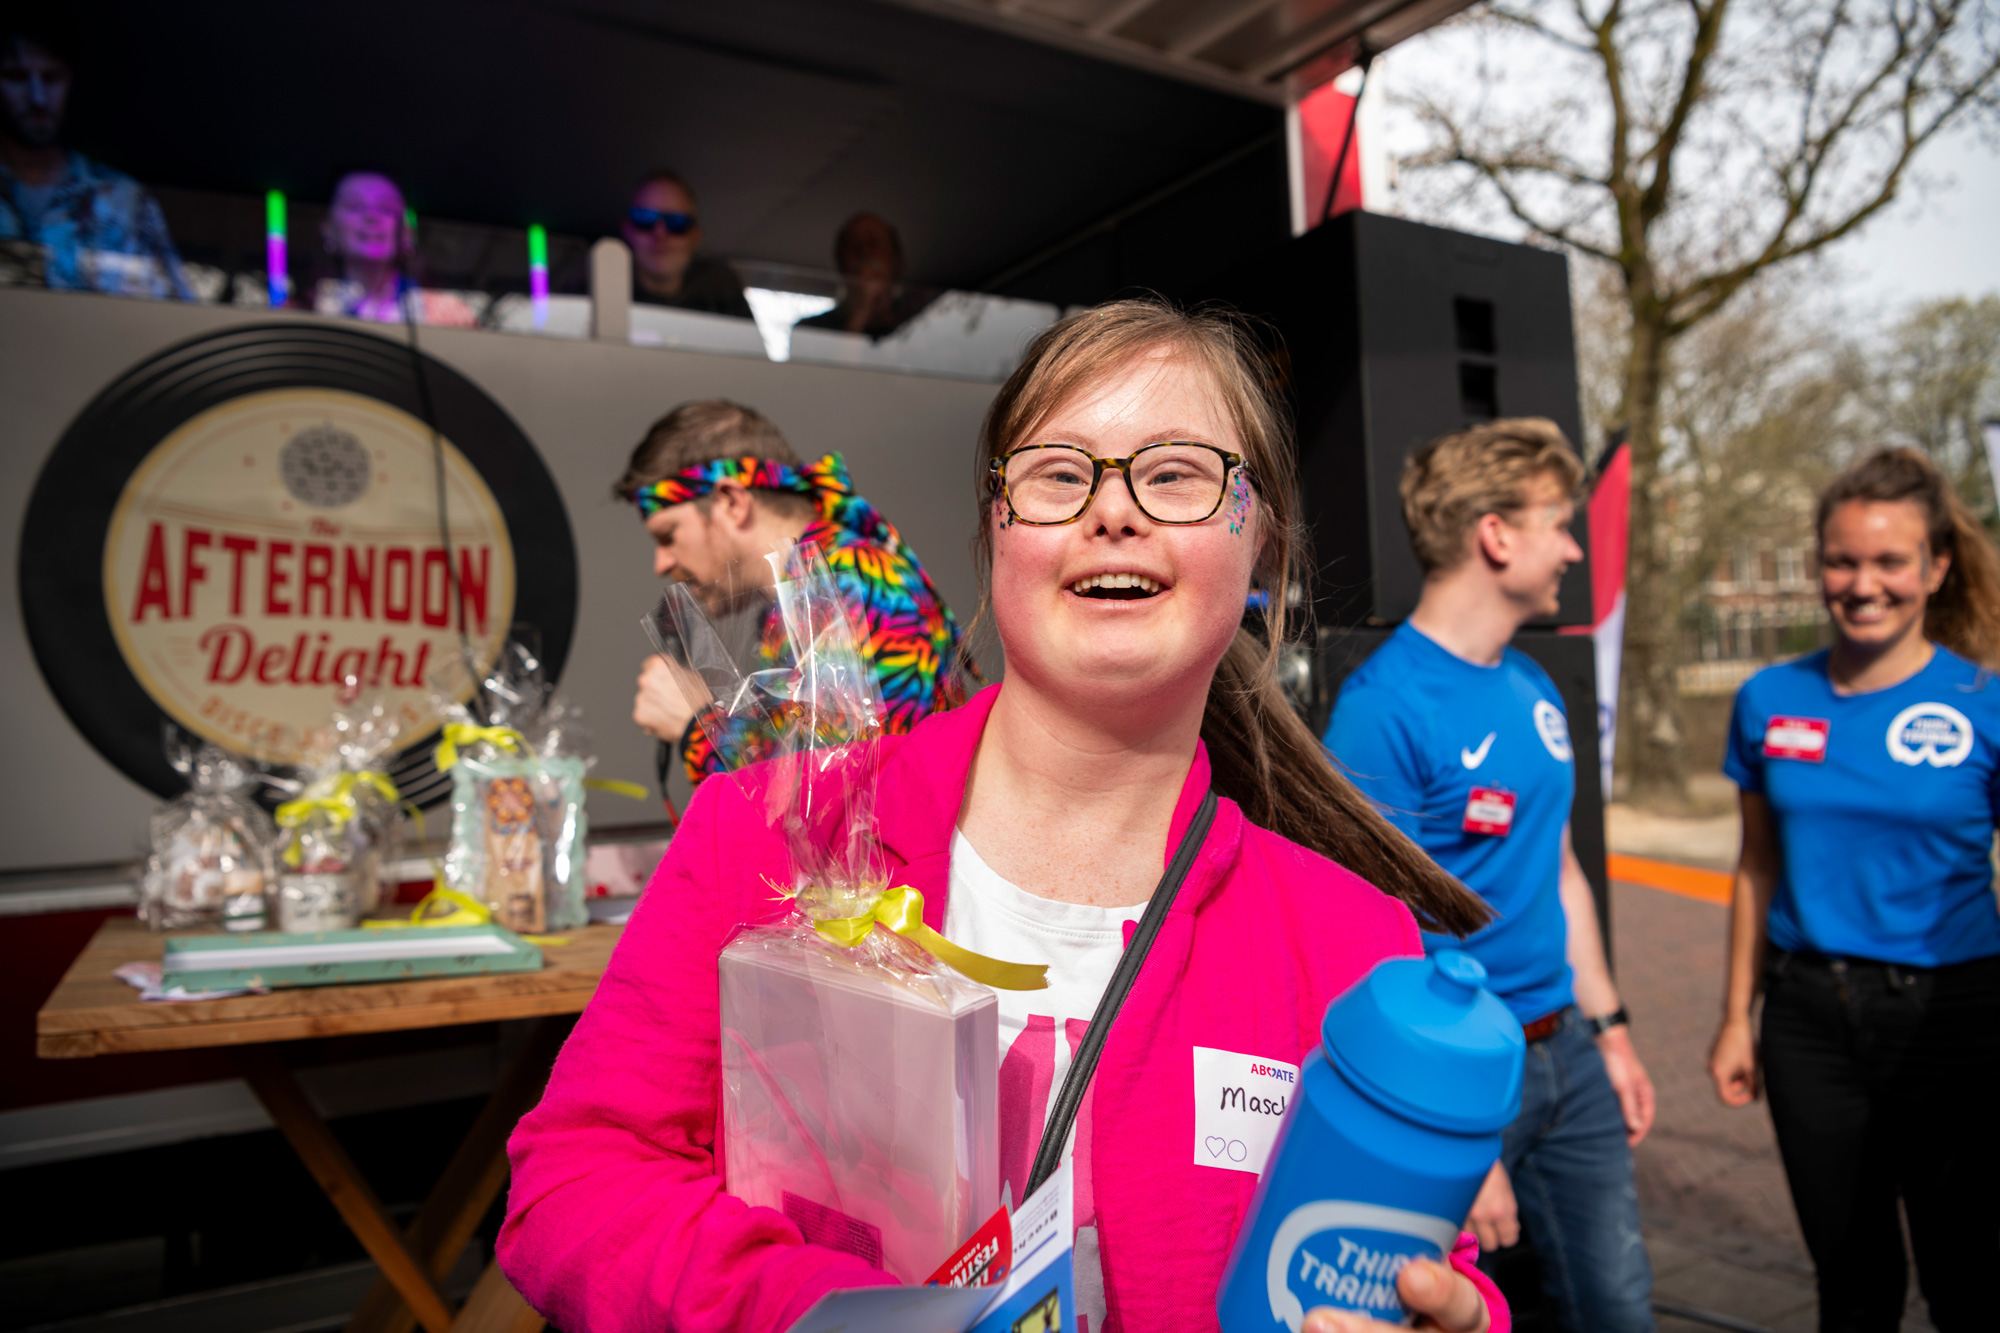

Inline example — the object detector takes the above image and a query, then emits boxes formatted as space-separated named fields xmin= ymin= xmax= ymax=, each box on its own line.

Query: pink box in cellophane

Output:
xmin=718 ymin=919 xmax=997 ymax=1282
xmin=648 ymin=541 xmax=1014 ymax=1283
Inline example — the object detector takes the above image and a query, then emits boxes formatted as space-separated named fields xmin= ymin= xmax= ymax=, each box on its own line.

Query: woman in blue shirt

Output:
xmin=1709 ymin=448 xmax=2000 ymax=1332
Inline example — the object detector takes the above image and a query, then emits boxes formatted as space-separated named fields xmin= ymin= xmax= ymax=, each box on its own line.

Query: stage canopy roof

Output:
xmin=874 ymin=0 xmax=1479 ymax=102
xmin=65 ymin=0 xmax=1473 ymax=294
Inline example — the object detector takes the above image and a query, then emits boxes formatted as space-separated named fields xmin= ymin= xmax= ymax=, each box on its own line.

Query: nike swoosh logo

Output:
xmin=1461 ymin=733 xmax=1496 ymax=769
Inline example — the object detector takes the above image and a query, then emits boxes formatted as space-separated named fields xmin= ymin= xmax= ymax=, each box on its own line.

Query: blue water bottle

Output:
xmin=1216 ymin=951 xmax=1524 ymax=1330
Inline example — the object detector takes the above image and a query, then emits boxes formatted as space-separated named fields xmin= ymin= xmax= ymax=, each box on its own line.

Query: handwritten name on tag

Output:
xmin=1192 ymin=1045 xmax=1300 ymax=1175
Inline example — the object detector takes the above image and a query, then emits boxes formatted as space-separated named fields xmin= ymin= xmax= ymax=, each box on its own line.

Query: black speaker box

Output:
xmin=1313 ymin=627 xmax=1611 ymax=960
xmin=1202 ymin=212 xmax=1591 ymax=629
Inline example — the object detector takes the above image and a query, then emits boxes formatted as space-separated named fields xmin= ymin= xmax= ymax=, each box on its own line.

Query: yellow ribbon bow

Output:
xmin=432 ymin=723 xmax=526 ymax=771
xmin=275 ymin=770 xmax=401 ymax=866
xmin=813 ymin=887 xmax=1048 ymax=991
xmin=379 ymin=885 xmax=492 ymax=927
xmin=362 ymin=885 xmax=570 ymax=946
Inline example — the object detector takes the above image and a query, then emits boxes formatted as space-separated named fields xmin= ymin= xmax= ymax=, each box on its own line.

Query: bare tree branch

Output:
xmin=1636 ymin=0 xmax=1731 ymax=225
xmin=1486 ymin=3 xmax=1601 ymax=53
xmin=1391 ymin=0 xmax=2000 ymax=799
xmin=1666 ymin=43 xmax=2000 ymax=333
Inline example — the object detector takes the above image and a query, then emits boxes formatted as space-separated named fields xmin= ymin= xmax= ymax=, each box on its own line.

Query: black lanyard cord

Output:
xmin=1025 ymin=789 xmax=1219 ymax=1199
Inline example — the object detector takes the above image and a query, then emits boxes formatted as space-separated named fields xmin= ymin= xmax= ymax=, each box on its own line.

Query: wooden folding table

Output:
xmin=37 ymin=916 xmax=624 ymax=1333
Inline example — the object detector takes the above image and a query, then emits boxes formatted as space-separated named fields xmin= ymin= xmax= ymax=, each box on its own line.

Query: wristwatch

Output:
xmin=1587 ymin=1007 xmax=1630 ymax=1037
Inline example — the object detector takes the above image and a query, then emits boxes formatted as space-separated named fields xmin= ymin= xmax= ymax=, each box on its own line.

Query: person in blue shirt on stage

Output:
xmin=0 ymin=13 xmax=191 ymax=300
xmin=1325 ymin=418 xmax=1658 ymax=1333
xmin=1709 ymin=447 xmax=2000 ymax=1333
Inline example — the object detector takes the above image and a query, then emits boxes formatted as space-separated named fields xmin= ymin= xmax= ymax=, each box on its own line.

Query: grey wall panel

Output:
xmin=0 ymin=288 xmax=1000 ymax=873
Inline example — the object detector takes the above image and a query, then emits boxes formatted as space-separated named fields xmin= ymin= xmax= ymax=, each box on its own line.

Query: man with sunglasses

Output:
xmin=618 ymin=399 xmax=965 ymax=784
xmin=621 ymin=170 xmax=750 ymax=319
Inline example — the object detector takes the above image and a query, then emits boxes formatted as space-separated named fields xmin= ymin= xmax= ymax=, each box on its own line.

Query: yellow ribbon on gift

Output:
xmin=363 ymin=885 xmax=569 ymax=946
xmin=433 ymin=726 xmax=649 ymax=799
xmin=275 ymin=770 xmax=401 ymax=866
xmin=382 ymin=885 xmax=492 ymax=927
xmin=432 ymin=723 xmax=527 ymax=772
xmin=813 ymin=887 xmax=1048 ymax=991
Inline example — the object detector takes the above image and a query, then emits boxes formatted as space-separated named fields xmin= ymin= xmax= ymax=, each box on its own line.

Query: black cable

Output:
xmin=1320 ymin=51 xmax=1374 ymax=225
xmin=1026 ymin=791 xmax=1217 ymax=1198
xmin=398 ymin=272 xmax=476 ymax=692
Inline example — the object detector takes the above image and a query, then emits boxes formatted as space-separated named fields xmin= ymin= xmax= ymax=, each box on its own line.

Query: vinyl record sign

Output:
xmin=21 ymin=322 xmax=577 ymax=798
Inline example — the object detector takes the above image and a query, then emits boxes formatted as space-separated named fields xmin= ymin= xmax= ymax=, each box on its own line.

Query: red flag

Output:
xmin=1562 ymin=442 xmax=1630 ymax=792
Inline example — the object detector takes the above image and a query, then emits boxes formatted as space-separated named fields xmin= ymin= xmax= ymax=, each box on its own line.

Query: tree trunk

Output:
xmin=1619 ymin=313 xmax=1690 ymax=805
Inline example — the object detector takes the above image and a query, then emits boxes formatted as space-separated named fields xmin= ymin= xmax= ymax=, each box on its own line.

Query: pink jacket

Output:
xmin=500 ymin=684 xmax=1508 ymax=1333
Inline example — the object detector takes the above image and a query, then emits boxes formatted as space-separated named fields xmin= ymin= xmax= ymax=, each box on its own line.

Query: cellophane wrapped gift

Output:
xmin=430 ymin=640 xmax=591 ymax=934
xmin=140 ymin=735 xmax=276 ymax=932
xmin=652 ymin=542 xmax=1004 ymax=1283
xmin=269 ymin=687 xmax=405 ymax=932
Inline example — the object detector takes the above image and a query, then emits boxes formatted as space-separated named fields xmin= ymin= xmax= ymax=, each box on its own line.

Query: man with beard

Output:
xmin=619 ymin=400 xmax=965 ymax=784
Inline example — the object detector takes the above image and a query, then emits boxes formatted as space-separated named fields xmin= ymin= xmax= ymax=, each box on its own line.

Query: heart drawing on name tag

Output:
xmin=1193 ymin=1046 xmax=1301 ymax=1176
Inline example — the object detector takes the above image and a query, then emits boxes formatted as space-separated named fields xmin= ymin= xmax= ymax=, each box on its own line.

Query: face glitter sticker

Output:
xmin=1226 ymin=467 xmax=1253 ymax=535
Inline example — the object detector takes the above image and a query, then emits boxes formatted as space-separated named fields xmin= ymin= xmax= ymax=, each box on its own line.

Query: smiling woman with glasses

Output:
xmin=619 ymin=169 xmax=750 ymax=319
xmin=501 ymin=298 xmax=1506 ymax=1333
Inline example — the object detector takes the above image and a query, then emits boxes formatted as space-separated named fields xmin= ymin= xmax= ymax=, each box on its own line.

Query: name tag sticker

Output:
xmin=1192 ymin=1045 xmax=1299 ymax=1175
xmin=1763 ymin=716 xmax=1829 ymax=762
xmin=1462 ymin=787 xmax=1517 ymax=836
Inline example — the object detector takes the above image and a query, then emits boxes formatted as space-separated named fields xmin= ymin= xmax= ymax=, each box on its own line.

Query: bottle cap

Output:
xmin=1319 ymin=950 xmax=1525 ymax=1134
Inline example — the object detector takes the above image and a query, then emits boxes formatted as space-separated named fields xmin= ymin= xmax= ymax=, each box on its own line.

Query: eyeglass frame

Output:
xmin=627 ymin=207 xmax=697 ymax=236
xmin=988 ymin=441 xmax=1255 ymax=527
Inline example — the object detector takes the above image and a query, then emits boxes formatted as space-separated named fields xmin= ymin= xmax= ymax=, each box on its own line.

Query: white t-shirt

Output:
xmin=943 ymin=830 xmax=1146 ymax=1333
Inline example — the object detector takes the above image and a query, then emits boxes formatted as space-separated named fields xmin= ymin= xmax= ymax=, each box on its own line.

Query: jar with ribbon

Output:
xmin=269 ymin=687 xmax=407 ymax=932
xmin=651 ymin=540 xmax=1046 ymax=1284
xmin=428 ymin=639 xmax=601 ymax=935
xmin=140 ymin=732 xmax=277 ymax=931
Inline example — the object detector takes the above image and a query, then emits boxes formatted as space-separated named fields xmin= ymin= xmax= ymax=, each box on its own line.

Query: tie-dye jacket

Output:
xmin=677 ymin=460 xmax=965 ymax=782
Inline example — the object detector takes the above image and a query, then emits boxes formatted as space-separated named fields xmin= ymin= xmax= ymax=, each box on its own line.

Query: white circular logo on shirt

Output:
xmin=1533 ymin=699 xmax=1572 ymax=762
xmin=1885 ymin=702 xmax=1975 ymax=768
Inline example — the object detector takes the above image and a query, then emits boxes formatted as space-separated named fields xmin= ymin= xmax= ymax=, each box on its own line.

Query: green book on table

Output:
xmin=162 ymin=924 xmax=543 ymax=991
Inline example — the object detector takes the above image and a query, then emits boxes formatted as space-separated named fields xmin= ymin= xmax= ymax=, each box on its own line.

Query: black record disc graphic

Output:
xmin=19 ymin=321 xmax=578 ymax=802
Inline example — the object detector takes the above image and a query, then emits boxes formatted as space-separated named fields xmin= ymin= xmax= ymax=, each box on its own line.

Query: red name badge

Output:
xmin=1762 ymin=716 xmax=1829 ymax=762
xmin=1463 ymin=787 xmax=1517 ymax=836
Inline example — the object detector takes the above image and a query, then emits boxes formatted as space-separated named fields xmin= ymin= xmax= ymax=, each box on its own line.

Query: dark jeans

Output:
xmin=1760 ymin=949 xmax=2000 ymax=1332
xmin=1495 ymin=1008 xmax=1655 ymax=1333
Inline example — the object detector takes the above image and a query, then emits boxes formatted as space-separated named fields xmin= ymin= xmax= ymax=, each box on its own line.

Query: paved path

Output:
xmin=1610 ymin=877 xmax=1936 ymax=1332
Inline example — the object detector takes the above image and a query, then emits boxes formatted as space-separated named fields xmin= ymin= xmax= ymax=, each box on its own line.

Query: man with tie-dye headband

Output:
xmin=616 ymin=400 xmax=967 ymax=784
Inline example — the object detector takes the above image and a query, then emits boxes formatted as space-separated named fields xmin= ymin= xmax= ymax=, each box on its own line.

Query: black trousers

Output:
xmin=1760 ymin=949 xmax=2000 ymax=1333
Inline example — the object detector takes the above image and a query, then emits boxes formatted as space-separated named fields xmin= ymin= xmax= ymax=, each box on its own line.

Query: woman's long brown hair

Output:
xmin=972 ymin=298 xmax=1490 ymax=936
xmin=1816 ymin=447 xmax=2000 ymax=670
